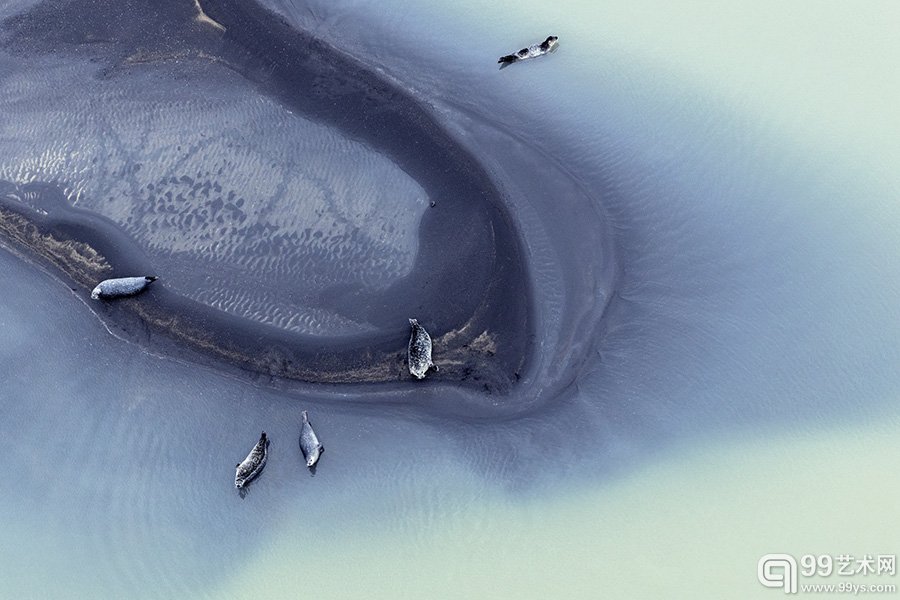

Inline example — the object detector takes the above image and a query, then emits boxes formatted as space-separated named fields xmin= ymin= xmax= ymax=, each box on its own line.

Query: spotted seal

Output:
xmin=299 ymin=411 xmax=324 ymax=468
xmin=234 ymin=431 xmax=269 ymax=489
xmin=91 ymin=276 xmax=157 ymax=300
xmin=498 ymin=36 xmax=559 ymax=67
xmin=408 ymin=318 xmax=437 ymax=379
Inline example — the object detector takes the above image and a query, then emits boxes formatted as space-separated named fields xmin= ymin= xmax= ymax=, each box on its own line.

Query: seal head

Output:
xmin=299 ymin=410 xmax=324 ymax=468
xmin=539 ymin=36 xmax=559 ymax=52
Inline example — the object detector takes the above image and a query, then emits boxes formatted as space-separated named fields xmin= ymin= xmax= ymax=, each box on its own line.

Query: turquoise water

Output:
xmin=1 ymin=1 xmax=898 ymax=598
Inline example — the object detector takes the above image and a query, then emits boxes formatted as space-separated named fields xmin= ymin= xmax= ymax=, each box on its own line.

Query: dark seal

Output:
xmin=235 ymin=431 xmax=269 ymax=488
xmin=498 ymin=36 xmax=559 ymax=67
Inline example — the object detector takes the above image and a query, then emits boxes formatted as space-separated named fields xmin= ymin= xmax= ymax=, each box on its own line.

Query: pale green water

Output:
xmin=220 ymin=418 xmax=900 ymax=599
xmin=415 ymin=0 xmax=900 ymax=171
xmin=220 ymin=1 xmax=900 ymax=597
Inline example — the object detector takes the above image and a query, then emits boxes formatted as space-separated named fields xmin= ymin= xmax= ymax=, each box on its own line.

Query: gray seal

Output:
xmin=234 ymin=431 xmax=269 ymax=489
xmin=299 ymin=410 xmax=324 ymax=468
xmin=91 ymin=276 xmax=157 ymax=300
xmin=408 ymin=318 xmax=437 ymax=379
xmin=498 ymin=36 xmax=559 ymax=67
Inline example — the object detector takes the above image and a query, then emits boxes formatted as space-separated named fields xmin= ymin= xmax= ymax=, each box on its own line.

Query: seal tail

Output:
xmin=145 ymin=276 xmax=158 ymax=282
xmin=259 ymin=431 xmax=267 ymax=443
xmin=301 ymin=410 xmax=309 ymax=423
xmin=498 ymin=54 xmax=517 ymax=65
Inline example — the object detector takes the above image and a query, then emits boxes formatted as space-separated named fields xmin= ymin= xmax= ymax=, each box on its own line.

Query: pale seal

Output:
xmin=234 ymin=431 xmax=269 ymax=489
xmin=299 ymin=411 xmax=324 ymax=468
xmin=408 ymin=318 xmax=437 ymax=379
xmin=91 ymin=276 xmax=157 ymax=300
xmin=498 ymin=36 xmax=559 ymax=67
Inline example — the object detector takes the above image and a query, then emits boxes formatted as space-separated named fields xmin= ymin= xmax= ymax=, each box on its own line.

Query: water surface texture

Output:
xmin=1 ymin=1 xmax=898 ymax=598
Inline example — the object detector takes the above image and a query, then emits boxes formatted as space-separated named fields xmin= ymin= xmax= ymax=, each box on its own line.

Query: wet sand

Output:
xmin=0 ymin=0 xmax=534 ymax=398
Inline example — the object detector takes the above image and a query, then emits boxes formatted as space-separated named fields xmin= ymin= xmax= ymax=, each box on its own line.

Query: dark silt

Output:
xmin=0 ymin=0 xmax=534 ymax=402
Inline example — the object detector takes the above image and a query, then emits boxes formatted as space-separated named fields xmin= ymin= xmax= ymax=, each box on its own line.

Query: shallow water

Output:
xmin=1 ymin=0 xmax=898 ymax=598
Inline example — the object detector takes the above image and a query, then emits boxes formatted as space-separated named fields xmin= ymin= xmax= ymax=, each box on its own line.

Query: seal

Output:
xmin=498 ymin=36 xmax=559 ymax=67
xmin=91 ymin=276 xmax=157 ymax=300
xmin=408 ymin=318 xmax=437 ymax=379
xmin=234 ymin=431 xmax=269 ymax=489
xmin=299 ymin=410 xmax=324 ymax=468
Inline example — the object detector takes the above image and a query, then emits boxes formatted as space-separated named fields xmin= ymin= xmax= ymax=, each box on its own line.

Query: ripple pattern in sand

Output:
xmin=0 ymin=54 xmax=428 ymax=335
